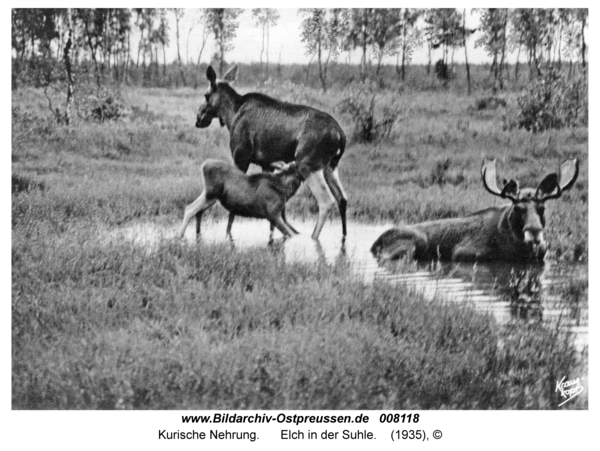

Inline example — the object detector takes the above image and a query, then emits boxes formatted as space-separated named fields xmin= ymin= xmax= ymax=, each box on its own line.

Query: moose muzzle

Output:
xmin=524 ymin=228 xmax=547 ymax=260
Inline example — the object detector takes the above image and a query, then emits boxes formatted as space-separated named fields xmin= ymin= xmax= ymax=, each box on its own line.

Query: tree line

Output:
xmin=12 ymin=8 xmax=588 ymax=93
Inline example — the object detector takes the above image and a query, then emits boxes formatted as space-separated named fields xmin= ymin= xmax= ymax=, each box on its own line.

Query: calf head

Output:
xmin=196 ymin=65 xmax=238 ymax=128
xmin=270 ymin=161 xmax=303 ymax=197
xmin=481 ymin=158 xmax=579 ymax=260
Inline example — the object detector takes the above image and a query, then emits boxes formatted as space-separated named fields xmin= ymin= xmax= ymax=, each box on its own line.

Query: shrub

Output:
xmin=336 ymin=84 xmax=400 ymax=143
xmin=509 ymin=70 xmax=588 ymax=132
xmin=12 ymin=174 xmax=45 ymax=195
xmin=434 ymin=59 xmax=450 ymax=81
xmin=473 ymin=96 xmax=507 ymax=111
xmin=87 ymin=96 xmax=131 ymax=122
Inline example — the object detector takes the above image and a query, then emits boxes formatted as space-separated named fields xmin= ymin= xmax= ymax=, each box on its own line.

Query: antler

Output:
xmin=481 ymin=159 xmax=519 ymax=201
xmin=559 ymin=158 xmax=579 ymax=191
xmin=537 ymin=158 xmax=579 ymax=201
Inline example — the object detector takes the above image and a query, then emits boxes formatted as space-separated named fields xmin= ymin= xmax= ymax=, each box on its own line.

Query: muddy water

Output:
xmin=112 ymin=218 xmax=588 ymax=351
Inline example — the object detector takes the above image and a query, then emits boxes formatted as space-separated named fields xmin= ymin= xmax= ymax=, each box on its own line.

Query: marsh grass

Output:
xmin=12 ymin=230 xmax=582 ymax=409
xmin=12 ymin=82 xmax=587 ymax=409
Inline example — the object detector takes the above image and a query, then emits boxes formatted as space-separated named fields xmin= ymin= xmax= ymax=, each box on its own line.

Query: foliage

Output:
xmin=299 ymin=9 xmax=347 ymax=91
xmin=475 ymin=8 xmax=509 ymax=91
xmin=434 ymin=59 xmax=450 ymax=81
xmin=424 ymin=9 xmax=463 ymax=65
xmin=336 ymin=84 xmax=399 ymax=142
xmin=509 ymin=69 xmax=587 ymax=132
xmin=252 ymin=8 xmax=280 ymax=78
xmin=204 ymin=8 xmax=244 ymax=74
xmin=10 ymin=8 xmax=590 ymax=92
xmin=12 ymin=174 xmax=45 ymax=195
xmin=87 ymin=96 xmax=132 ymax=121
xmin=390 ymin=9 xmax=424 ymax=80
xmin=345 ymin=8 xmax=377 ymax=82
xmin=475 ymin=9 xmax=509 ymax=59
xmin=472 ymin=96 xmax=507 ymax=111
xmin=368 ymin=9 xmax=403 ymax=75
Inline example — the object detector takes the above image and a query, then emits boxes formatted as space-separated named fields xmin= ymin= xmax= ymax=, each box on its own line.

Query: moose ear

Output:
xmin=223 ymin=65 xmax=238 ymax=83
xmin=501 ymin=179 xmax=520 ymax=198
xmin=206 ymin=66 xmax=217 ymax=87
xmin=536 ymin=173 xmax=559 ymax=198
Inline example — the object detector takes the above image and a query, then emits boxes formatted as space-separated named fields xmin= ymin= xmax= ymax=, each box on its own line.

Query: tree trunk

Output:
xmin=514 ymin=43 xmax=521 ymax=82
xmin=219 ymin=35 xmax=225 ymax=75
xmin=317 ymin=40 xmax=325 ymax=91
xmin=401 ymin=42 xmax=407 ymax=81
xmin=361 ymin=40 xmax=367 ymax=82
xmin=498 ymin=10 xmax=508 ymax=90
xmin=376 ymin=46 xmax=384 ymax=76
xmin=557 ymin=23 xmax=562 ymax=71
xmin=580 ymin=13 xmax=586 ymax=72
xmin=79 ymin=10 xmax=102 ymax=93
xmin=175 ymin=15 xmax=186 ymax=86
xmin=427 ymin=41 xmax=432 ymax=75
xmin=124 ymin=30 xmax=130 ymax=84
xmin=64 ymin=11 xmax=74 ymax=126
xmin=259 ymin=23 xmax=265 ymax=74
xmin=266 ymin=22 xmax=270 ymax=79
xmin=462 ymin=9 xmax=471 ymax=95
xmin=196 ymin=27 xmax=208 ymax=87
xmin=401 ymin=24 xmax=408 ymax=81
xmin=186 ymin=22 xmax=194 ymax=65
xmin=306 ymin=54 xmax=314 ymax=83
xmin=162 ymin=45 xmax=167 ymax=82
xmin=136 ymin=27 xmax=143 ymax=69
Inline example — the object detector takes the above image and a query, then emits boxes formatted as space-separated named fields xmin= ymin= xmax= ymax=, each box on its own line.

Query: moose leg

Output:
xmin=226 ymin=213 xmax=235 ymax=240
xmin=371 ymin=227 xmax=428 ymax=260
xmin=452 ymin=245 xmax=491 ymax=262
xmin=195 ymin=212 xmax=202 ymax=236
xmin=305 ymin=169 xmax=336 ymax=240
xmin=179 ymin=191 xmax=215 ymax=238
xmin=324 ymin=166 xmax=348 ymax=237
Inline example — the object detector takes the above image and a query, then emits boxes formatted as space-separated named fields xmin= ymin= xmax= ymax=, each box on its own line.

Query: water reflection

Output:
xmin=109 ymin=218 xmax=587 ymax=350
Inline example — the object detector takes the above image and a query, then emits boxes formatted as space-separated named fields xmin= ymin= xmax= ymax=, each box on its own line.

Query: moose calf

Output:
xmin=371 ymin=158 xmax=579 ymax=263
xmin=179 ymin=159 xmax=303 ymax=240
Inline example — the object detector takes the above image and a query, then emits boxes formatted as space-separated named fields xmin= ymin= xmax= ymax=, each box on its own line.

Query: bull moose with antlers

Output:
xmin=195 ymin=65 xmax=347 ymax=240
xmin=371 ymin=158 xmax=579 ymax=263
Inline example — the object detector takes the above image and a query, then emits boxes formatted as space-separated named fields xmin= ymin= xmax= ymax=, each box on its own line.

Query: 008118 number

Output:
xmin=379 ymin=413 xmax=420 ymax=423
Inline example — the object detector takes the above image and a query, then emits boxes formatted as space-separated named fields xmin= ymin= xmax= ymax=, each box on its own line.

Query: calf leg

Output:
xmin=269 ymin=220 xmax=276 ymax=243
xmin=281 ymin=208 xmax=299 ymax=234
xmin=324 ymin=166 xmax=348 ymax=237
xmin=305 ymin=169 xmax=336 ymax=240
xmin=270 ymin=213 xmax=295 ymax=237
xmin=179 ymin=191 xmax=215 ymax=238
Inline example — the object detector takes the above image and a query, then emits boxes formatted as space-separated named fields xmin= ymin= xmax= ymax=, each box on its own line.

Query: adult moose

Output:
xmin=371 ymin=158 xmax=579 ymax=262
xmin=196 ymin=65 xmax=347 ymax=240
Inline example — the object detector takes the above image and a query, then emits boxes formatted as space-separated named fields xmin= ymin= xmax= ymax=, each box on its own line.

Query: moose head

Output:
xmin=196 ymin=65 xmax=239 ymax=129
xmin=481 ymin=158 xmax=579 ymax=260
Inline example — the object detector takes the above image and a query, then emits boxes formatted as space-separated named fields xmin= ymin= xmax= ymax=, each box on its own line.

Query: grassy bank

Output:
xmin=12 ymin=227 xmax=582 ymax=409
xmin=12 ymin=83 xmax=588 ymax=409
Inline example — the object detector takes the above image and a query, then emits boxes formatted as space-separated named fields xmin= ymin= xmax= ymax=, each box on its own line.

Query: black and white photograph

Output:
xmin=8 ymin=3 xmax=594 ymax=448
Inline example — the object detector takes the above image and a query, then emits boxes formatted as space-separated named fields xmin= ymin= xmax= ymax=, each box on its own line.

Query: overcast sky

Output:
xmin=160 ymin=8 xmax=495 ymax=68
